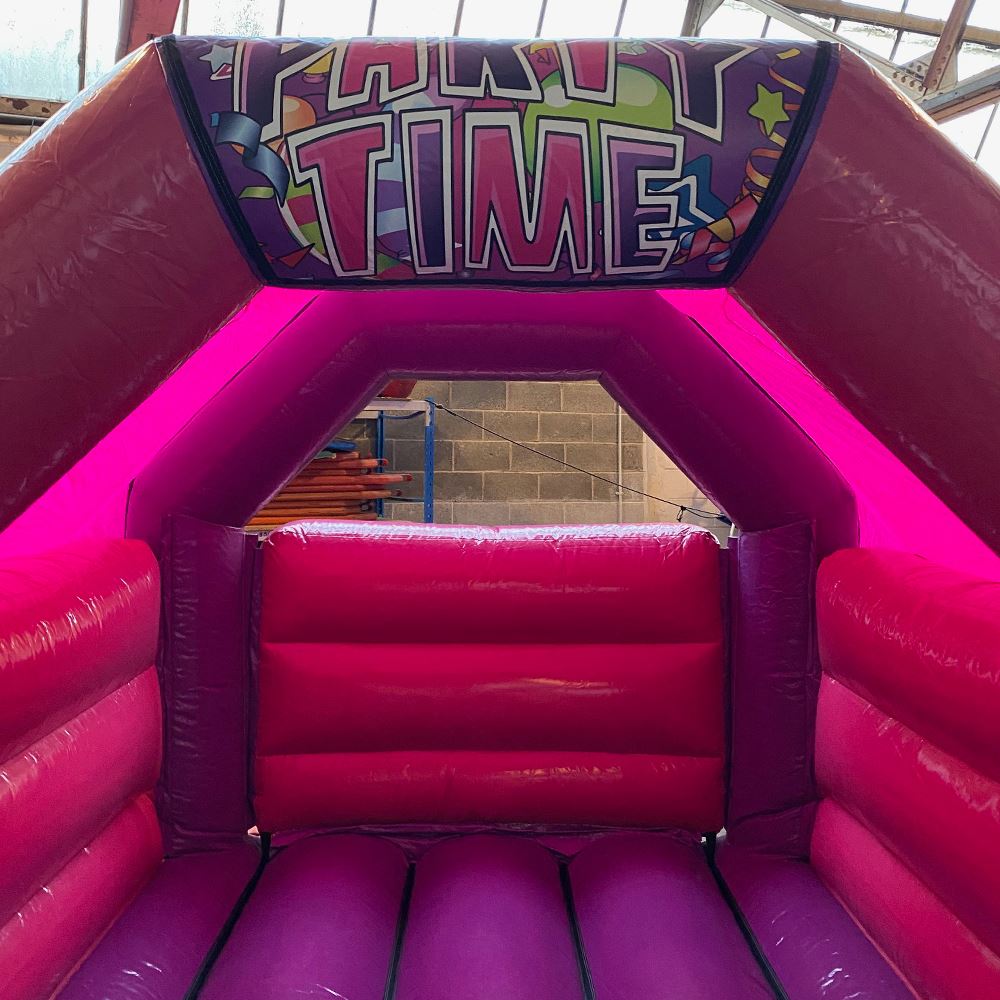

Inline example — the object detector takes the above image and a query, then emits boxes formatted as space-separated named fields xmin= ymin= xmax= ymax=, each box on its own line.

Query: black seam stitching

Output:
xmin=704 ymin=835 xmax=791 ymax=1000
xmin=382 ymin=862 xmax=417 ymax=1000
xmin=182 ymin=833 xmax=273 ymax=999
xmin=157 ymin=36 xmax=275 ymax=284
xmin=725 ymin=41 xmax=836 ymax=284
xmin=559 ymin=861 xmax=597 ymax=1000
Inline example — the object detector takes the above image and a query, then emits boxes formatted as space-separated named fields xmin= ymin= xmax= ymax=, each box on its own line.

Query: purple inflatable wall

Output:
xmin=158 ymin=515 xmax=255 ymax=853
xmin=726 ymin=522 xmax=818 ymax=856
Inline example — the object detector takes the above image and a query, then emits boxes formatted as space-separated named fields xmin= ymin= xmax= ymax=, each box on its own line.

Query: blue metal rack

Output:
xmin=358 ymin=397 xmax=435 ymax=522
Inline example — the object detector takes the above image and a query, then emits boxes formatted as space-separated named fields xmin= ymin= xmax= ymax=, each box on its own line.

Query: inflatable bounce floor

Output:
xmin=0 ymin=34 xmax=998 ymax=1000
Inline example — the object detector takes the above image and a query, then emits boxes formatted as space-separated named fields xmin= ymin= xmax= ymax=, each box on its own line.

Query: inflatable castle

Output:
xmin=0 ymin=34 xmax=998 ymax=1000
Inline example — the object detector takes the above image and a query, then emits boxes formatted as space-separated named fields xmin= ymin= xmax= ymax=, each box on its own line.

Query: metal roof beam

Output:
xmin=741 ymin=0 xmax=926 ymax=94
xmin=0 ymin=95 xmax=65 ymax=123
xmin=681 ymin=0 xmax=724 ymax=37
xmin=922 ymin=64 xmax=1000 ymax=120
xmin=781 ymin=0 xmax=1000 ymax=48
xmin=115 ymin=0 xmax=182 ymax=60
xmin=924 ymin=0 xmax=975 ymax=94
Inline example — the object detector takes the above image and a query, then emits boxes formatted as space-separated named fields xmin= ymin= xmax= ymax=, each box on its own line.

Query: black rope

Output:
xmin=431 ymin=402 xmax=732 ymax=525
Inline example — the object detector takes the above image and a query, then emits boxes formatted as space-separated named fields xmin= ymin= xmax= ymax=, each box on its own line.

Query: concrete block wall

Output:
xmin=341 ymin=379 xmax=721 ymax=530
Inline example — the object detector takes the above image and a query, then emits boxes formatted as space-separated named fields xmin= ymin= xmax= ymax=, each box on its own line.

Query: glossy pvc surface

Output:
xmin=255 ymin=523 xmax=725 ymax=831
xmin=0 ymin=795 xmax=162 ymax=1000
xmin=0 ymin=35 xmax=997 ymax=572
xmin=201 ymin=837 xmax=407 ymax=1000
xmin=125 ymin=289 xmax=857 ymax=557
xmin=813 ymin=548 xmax=1000 ymax=1000
xmin=572 ymin=835 xmax=771 ymax=999
xmin=256 ymin=751 xmax=724 ymax=830
xmin=0 ymin=669 xmax=160 ymax=925
xmin=0 ymin=44 xmax=258 ymax=530
xmin=0 ymin=288 xmax=309 ymax=561
xmin=198 ymin=832 xmax=783 ymax=1000
xmin=668 ymin=288 xmax=1000 ymax=579
xmin=717 ymin=844 xmax=913 ymax=1000
xmin=726 ymin=522 xmax=817 ymax=855
xmin=0 ymin=539 xmax=164 ymax=1000
xmin=812 ymin=801 xmax=1000 ymax=1000
xmin=817 ymin=548 xmax=1000 ymax=782
xmin=158 ymin=515 xmax=256 ymax=854
xmin=397 ymin=837 xmax=582 ymax=1000
xmin=736 ymin=49 xmax=1000 ymax=552
xmin=0 ymin=539 xmax=159 ymax=760
xmin=60 ymin=845 xmax=260 ymax=1000
xmin=261 ymin=521 xmax=723 ymax=644
xmin=816 ymin=677 xmax=1000 ymax=955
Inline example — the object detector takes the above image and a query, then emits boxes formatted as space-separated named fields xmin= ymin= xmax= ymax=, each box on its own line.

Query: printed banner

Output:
xmin=167 ymin=37 xmax=827 ymax=287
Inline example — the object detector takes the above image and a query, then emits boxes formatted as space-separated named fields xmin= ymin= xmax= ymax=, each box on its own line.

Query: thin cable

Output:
xmin=975 ymin=101 xmax=999 ymax=161
xmin=890 ymin=0 xmax=909 ymax=63
xmin=78 ymin=0 xmax=89 ymax=92
xmin=453 ymin=0 xmax=466 ymax=36
xmin=614 ymin=0 xmax=628 ymax=36
xmin=367 ymin=0 xmax=378 ymax=36
xmin=535 ymin=0 xmax=548 ymax=38
xmin=432 ymin=403 xmax=731 ymax=523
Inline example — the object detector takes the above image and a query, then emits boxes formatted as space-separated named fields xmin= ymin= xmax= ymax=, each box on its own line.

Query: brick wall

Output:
xmin=340 ymin=379 xmax=721 ymax=531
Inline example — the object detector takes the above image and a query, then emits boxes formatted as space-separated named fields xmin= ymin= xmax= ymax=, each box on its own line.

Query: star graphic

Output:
xmin=200 ymin=43 xmax=236 ymax=74
xmin=748 ymin=84 xmax=789 ymax=136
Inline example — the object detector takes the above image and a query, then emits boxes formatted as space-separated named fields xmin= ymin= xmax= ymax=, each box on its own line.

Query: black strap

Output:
xmin=704 ymin=834 xmax=791 ymax=1000
xmin=183 ymin=833 xmax=272 ymax=999
xmin=559 ymin=862 xmax=597 ymax=1000
xmin=382 ymin=862 xmax=417 ymax=1000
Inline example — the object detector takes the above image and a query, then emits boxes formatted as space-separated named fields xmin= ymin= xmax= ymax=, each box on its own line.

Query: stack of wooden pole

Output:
xmin=246 ymin=451 xmax=413 ymax=531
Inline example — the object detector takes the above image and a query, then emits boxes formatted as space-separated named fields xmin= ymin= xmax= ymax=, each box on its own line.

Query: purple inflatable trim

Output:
xmin=726 ymin=522 xmax=819 ymax=856
xmin=158 ymin=515 xmax=255 ymax=854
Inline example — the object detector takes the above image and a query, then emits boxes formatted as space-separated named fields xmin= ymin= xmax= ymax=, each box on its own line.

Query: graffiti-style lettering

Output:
xmin=440 ymin=41 xmax=542 ymax=101
xmin=187 ymin=36 xmax=821 ymax=284
xmin=401 ymin=110 xmax=454 ymax=274
xmin=556 ymin=40 xmax=617 ymax=105
xmin=650 ymin=41 xmax=752 ymax=142
xmin=465 ymin=114 xmax=591 ymax=274
xmin=328 ymin=40 xmax=429 ymax=112
xmin=288 ymin=115 xmax=393 ymax=277
xmin=601 ymin=124 xmax=684 ymax=276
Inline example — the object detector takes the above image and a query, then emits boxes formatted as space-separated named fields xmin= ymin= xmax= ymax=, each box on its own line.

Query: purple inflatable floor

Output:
xmin=196 ymin=831 xmax=772 ymax=1000
xmin=58 ymin=830 xmax=912 ymax=999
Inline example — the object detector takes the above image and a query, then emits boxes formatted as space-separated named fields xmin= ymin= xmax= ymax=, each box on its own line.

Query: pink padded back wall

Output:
xmin=813 ymin=549 xmax=1000 ymax=1000
xmin=0 ymin=541 xmax=163 ymax=1000
xmin=254 ymin=522 xmax=725 ymax=832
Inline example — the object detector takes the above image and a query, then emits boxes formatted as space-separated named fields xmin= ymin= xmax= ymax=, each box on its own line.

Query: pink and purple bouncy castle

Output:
xmin=0 ymin=35 xmax=998 ymax=1000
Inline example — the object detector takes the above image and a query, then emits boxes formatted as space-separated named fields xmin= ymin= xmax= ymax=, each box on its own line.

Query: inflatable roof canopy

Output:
xmin=0 ymin=35 xmax=998 ymax=572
